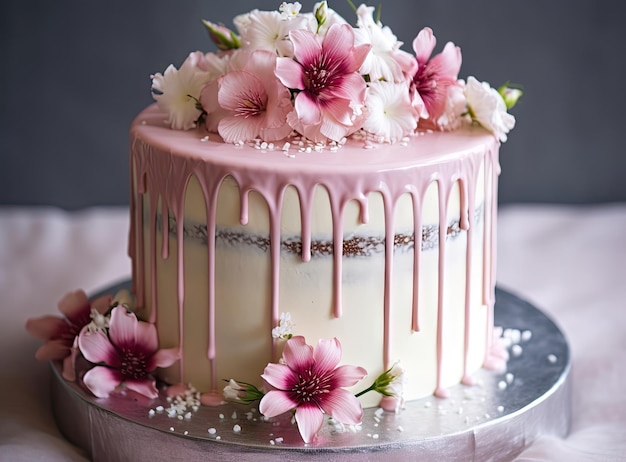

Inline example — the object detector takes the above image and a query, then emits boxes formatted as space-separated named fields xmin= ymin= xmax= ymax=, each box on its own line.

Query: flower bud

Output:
xmin=497 ymin=84 xmax=523 ymax=110
xmin=315 ymin=1 xmax=328 ymax=30
xmin=223 ymin=379 xmax=265 ymax=404
xmin=201 ymin=20 xmax=241 ymax=51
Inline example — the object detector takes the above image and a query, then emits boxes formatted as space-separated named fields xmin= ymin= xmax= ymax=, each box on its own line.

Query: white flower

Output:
xmin=279 ymin=2 xmax=302 ymax=19
xmin=465 ymin=76 xmax=516 ymax=142
xmin=354 ymin=4 xmax=415 ymax=83
xmin=271 ymin=312 xmax=295 ymax=339
xmin=237 ymin=9 xmax=309 ymax=57
xmin=384 ymin=362 xmax=407 ymax=400
xmin=363 ymin=81 xmax=417 ymax=143
xmin=435 ymin=84 xmax=470 ymax=131
xmin=151 ymin=52 xmax=212 ymax=130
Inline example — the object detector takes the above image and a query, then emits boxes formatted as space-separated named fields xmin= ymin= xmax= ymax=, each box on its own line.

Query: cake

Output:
xmin=27 ymin=1 xmax=521 ymax=444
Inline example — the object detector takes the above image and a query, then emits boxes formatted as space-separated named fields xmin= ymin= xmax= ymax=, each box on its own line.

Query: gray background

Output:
xmin=1 ymin=1 xmax=625 ymax=209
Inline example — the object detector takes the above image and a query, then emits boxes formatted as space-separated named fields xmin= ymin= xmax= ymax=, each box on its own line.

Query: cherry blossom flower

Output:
xmin=26 ymin=290 xmax=112 ymax=381
xmin=275 ymin=24 xmax=370 ymax=143
xmin=259 ymin=336 xmax=367 ymax=444
xmin=214 ymin=50 xmax=293 ymax=143
xmin=77 ymin=306 xmax=179 ymax=399
xmin=363 ymin=81 xmax=417 ymax=143
xmin=151 ymin=51 xmax=212 ymax=130
xmin=410 ymin=27 xmax=462 ymax=124
xmin=353 ymin=4 xmax=416 ymax=83
xmin=465 ymin=76 xmax=516 ymax=142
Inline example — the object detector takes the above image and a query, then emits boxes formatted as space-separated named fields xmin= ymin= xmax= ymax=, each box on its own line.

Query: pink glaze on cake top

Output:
xmin=129 ymin=104 xmax=500 ymax=398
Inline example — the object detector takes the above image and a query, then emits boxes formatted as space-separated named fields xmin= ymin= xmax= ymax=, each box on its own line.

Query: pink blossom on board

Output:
xmin=78 ymin=306 xmax=179 ymax=399
xmin=259 ymin=336 xmax=367 ymax=444
xmin=275 ymin=24 xmax=371 ymax=143
xmin=410 ymin=27 xmax=462 ymax=125
xmin=26 ymin=290 xmax=112 ymax=380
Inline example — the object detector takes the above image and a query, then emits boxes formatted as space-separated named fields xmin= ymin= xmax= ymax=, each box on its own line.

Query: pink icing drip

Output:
xmin=485 ymin=150 xmax=500 ymax=355
xmin=410 ymin=191 xmax=423 ymax=332
xmin=298 ymin=186 xmax=314 ymax=262
xmin=129 ymin=105 xmax=500 ymax=396
xmin=462 ymin=180 xmax=476 ymax=385
xmin=381 ymin=186 xmax=395 ymax=368
xmin=434 ymin=178 xmax=452 ymax=398
xmin=194 ymin=163 xmax=223 ymax=388
xmin=329 ymin=195 xmax=345 ymax=319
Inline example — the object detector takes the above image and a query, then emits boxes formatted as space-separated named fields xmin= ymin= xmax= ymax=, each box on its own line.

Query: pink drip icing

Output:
xmin=194 ymin=163 xmax=223 ymax=389
xmin=434 ymin=177 xmax=452 ymax=398
xmin=129 ymin=105 xmax=500 ymax=396
xmin=410 ymin=190 xmax=423 ymax=332
xmin=381 ymin=186 xmax=395 ymax=368
xmin=330 ymin=196 xmax=345 ymax=319
xmin=462 ymin=180 xmax=476 ymax=385
xmin=298 ymin=186 xmax=314 ymax=262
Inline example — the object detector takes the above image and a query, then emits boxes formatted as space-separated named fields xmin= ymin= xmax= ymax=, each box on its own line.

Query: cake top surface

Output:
xmin=133 ymin=104 xmax=499 ymax=174
xmin=148 ymin=2 xmax=521 ymax=149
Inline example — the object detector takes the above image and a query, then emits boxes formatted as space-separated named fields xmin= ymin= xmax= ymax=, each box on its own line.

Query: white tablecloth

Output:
xmin=1 ymin=205 xmax=625 ymax=461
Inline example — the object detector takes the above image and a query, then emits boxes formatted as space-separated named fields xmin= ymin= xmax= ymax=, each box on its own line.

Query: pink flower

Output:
xmin=77 ymin=306 xmax=179 ymax=399
xmin=214 ymin=50 xmax=293 ymax=143
xmin=410 ymin=27 xmax=462 ymax=124
xmin=26 ymin=290 xmax=112 ymax=380
xmin=259 ymin=336 xmax=367 ymax=444
xmin=275 ymin=24 xmax=371 ymax=142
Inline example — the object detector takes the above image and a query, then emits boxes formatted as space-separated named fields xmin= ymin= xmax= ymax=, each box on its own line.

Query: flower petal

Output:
xmin=319 ymin=116 xmax=350 ymax=142
xmin=319 ymin=388 xmax=363 ymax=425
xmin=294 ymin=92 xmax=322 ymax=126
xmin=82 ymin=366 xmax=123 ymax=398
xmin=412 ymin=27 xmax=436 ymax=65
xmin=294 ymin=403 xmax=325 ymax=444
xmin=35 ymin=339 xmax=71 ymax=361
xmin=320 ymin=97 xmax=353 ymax=127
xmin=91 ymin=294 xmax=113 ymax=314
xmin=322 ymin=24 xmax=354 ymax=66
xmin=125 ymin=378 xmax=159 ymax=399
xmin=218 ymin=115 xmax=263 ymax=144
xmin=57 ymin=290 xmax=89 ymax=318
xmin=432 ymin=42 xmax=462 ymax=81
xmin=282 ymin=336 xmax=314 ymax=372
xmin=275 ymin=57 xmax=305 ymax=90
xmin=261 ymin=362 xmax=297 ymax=390
xmin=218 ymin=70 xmax=266 ymax=112
xmin=133 ymin=316 xmax=159 ymax=354
xmin=26 ymin=315 xmax=69 ymax=341
xmin=108 ymin=306 xmax=138 ymax=350
xmin=313 ymin=338 xmax=341 ymax=375
xmin=147 ymin=346 xmax=180 ymax=370
xmin=328 ymin=72 xmax=367 ymax=104
xmin=78 ymin=329 xmax=120 ymax=367
xmin=330 ymin=364 xmax=368 ymax=388
xmin=259 ymin=390 xmax=298 ymax=418
xmin=61 ymin=352 xmax=76 ymax=381
xmin=290 ymin=29 xmax=322 ymax=70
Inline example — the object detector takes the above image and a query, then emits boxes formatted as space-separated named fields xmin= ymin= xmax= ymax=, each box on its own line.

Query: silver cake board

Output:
xmin=50 ymin=284 xmax=571 ymax=461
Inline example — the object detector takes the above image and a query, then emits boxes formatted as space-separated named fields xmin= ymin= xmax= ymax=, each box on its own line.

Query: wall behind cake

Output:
xmin=1 ymin=0 xmax=624 ymax=208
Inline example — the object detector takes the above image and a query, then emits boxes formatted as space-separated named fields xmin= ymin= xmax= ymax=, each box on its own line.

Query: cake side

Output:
xmin=128 ymin=105 xmax=500 ymax=407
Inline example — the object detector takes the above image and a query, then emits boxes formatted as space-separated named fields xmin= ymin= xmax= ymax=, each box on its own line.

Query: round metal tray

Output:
xmin=51 ymin=284 xmax=571 ymax=461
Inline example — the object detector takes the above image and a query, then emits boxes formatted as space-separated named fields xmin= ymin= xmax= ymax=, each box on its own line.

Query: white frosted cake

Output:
xmin=27 ymin=1 xmax=520 ymax=444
